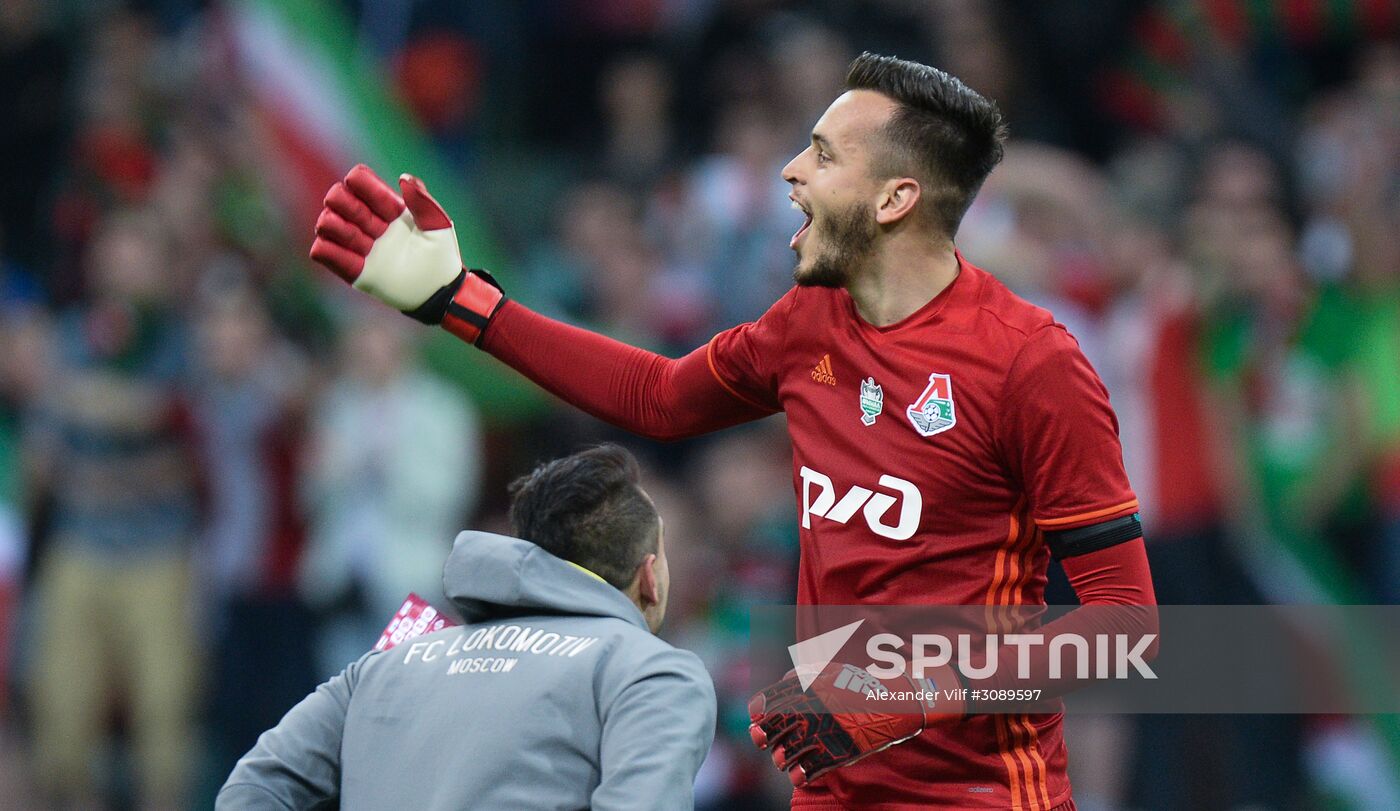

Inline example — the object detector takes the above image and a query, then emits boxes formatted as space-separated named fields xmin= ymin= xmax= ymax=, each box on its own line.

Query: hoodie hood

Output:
xmin=443 ymin=531 xmax=649 ymax=630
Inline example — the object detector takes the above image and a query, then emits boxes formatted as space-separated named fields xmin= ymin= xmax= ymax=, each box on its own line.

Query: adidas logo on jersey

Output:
xmin=811 ymin=354 xmax=837 ymax=386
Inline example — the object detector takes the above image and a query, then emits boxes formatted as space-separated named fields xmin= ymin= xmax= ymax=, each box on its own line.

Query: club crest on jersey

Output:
xmin=859 ymin=377 xmax=883 ymax=426
xmin=906 ymin=373 xmax=956 ymax=437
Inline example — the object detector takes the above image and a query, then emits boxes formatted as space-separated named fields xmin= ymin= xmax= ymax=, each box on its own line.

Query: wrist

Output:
xmin=441 ymin=269 xmax=507 ymax=345
xmin=874 ymin=662 xmax=965 ymax=724
xmin=398 ymin=268 xmax=506 ymax=344
xmin=911 ymin=661 xmax=967 ymax=719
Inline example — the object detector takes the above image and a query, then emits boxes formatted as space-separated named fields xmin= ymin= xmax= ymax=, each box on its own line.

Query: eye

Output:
xmin=816 ymin=151 xmax=831 ymax=165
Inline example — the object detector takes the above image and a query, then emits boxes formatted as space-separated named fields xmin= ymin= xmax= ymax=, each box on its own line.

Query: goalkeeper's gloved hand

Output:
xmin=748 ymin=662 xmax=963 ymax=787
xmin=309 ymin=164 xmax=505 ymax=344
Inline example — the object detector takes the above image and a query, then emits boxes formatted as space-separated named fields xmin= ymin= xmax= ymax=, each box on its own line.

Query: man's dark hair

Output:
xmin=845 ymin=52 xmax=1008 ymax=236
xmin=508 ymin=444 xmax=658 ymax=590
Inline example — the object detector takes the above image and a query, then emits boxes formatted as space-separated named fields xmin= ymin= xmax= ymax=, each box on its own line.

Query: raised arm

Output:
xmin=481 ymin=301 xmax=772 ymax=440
xmin=308 ymin=164 xmax=775 ymax=441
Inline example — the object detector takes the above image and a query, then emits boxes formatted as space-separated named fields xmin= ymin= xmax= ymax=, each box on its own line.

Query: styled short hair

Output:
xmin=508 ymin=444 xmax=658 ymax=590
xmin=845 ymin=52 xmax=1007 ymax=236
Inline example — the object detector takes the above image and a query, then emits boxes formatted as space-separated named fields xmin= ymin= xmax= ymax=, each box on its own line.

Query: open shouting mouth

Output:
xmin=790 ymin=195 xmax=812 ymax=249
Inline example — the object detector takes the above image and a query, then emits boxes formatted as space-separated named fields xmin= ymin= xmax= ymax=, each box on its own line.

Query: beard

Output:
xmin=793 ymin=200 xmax=878 ymax=288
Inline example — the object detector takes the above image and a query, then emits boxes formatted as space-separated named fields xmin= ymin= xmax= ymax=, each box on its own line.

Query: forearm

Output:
xmin=479 ymin=300 xmax=773 ymax=441
xmin=972 ymin=539 xmax=1158 ymax=697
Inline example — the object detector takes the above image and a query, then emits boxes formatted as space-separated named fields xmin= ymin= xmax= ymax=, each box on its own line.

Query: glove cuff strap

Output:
xmin=910 ymin=661 xmax=966 ymax=723
xmin=442 ymin=269 xmax=506 ymax=345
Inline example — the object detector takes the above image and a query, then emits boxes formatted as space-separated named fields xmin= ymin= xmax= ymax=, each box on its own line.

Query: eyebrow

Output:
xmin=812 ymin=132 xmax=834 ymax=154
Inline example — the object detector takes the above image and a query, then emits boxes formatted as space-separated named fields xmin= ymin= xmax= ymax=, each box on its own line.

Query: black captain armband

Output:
xmin=1044 ymin=513 xmax=1143 ymax=560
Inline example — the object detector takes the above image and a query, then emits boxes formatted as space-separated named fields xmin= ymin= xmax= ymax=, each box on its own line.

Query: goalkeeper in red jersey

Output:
xmin=310 ymin=52 xmax=1156 ymax=811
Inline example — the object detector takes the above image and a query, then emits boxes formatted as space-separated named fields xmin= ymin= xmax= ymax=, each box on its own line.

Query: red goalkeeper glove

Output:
xmin=748 ymin=663 xmax=963 ymax=787
xmin=309 ymin=164 xmax=505 ymax=344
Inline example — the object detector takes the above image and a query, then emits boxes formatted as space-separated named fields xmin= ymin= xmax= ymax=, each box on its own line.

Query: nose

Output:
xmin=781 ymin=146 xmax=808 ymax=185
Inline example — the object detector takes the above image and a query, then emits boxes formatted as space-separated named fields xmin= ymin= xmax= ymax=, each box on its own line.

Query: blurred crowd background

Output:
xmin=1 ymin=0 xmax=1398 ymax=809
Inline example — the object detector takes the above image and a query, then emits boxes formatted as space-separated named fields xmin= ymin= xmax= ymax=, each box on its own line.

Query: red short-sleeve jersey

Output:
xmin=709 ymin=256 xmax=1137 ymax=810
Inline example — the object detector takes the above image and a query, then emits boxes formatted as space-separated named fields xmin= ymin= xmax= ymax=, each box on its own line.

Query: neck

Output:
xmin=847 ymin=236 xmax=960 ymax=327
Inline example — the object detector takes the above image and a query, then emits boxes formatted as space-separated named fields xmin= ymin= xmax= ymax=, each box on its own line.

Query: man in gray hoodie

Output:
xmin=217 ymin=444 xmax=716 ymax=810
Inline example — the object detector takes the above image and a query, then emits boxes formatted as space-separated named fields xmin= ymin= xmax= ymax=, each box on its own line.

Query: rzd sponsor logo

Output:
xmin=799 ymin=466 xmax=921 ymax=540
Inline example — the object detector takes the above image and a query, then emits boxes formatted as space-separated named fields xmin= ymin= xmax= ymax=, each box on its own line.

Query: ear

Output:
xmin=635 ymin=553 xmax=660 ymax=608
xmin=875 ymin=177 xmax=921 ymax=226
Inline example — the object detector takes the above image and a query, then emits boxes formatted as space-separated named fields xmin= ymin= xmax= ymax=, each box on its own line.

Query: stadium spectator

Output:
xmin=298 ymin=307 xmax=481 ymax=677
xmin=26 ymin=208 xmax=200 ymax=810
xmin=598 ymin=52 xmax=678 ymax=189
xmin=1193 ymin=144 xmax=1370 ymax=586
xmin=219 ymin=444 xmax=716 ymax=810
xmin=670 ymin=98 xmax=800 ymax=329
xmin=187 ymin=287 xmax=319 ymax=794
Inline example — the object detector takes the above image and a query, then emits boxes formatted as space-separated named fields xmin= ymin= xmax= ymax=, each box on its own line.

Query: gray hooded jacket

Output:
xmin=218 ymin=531 xmax=716 ymax=810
